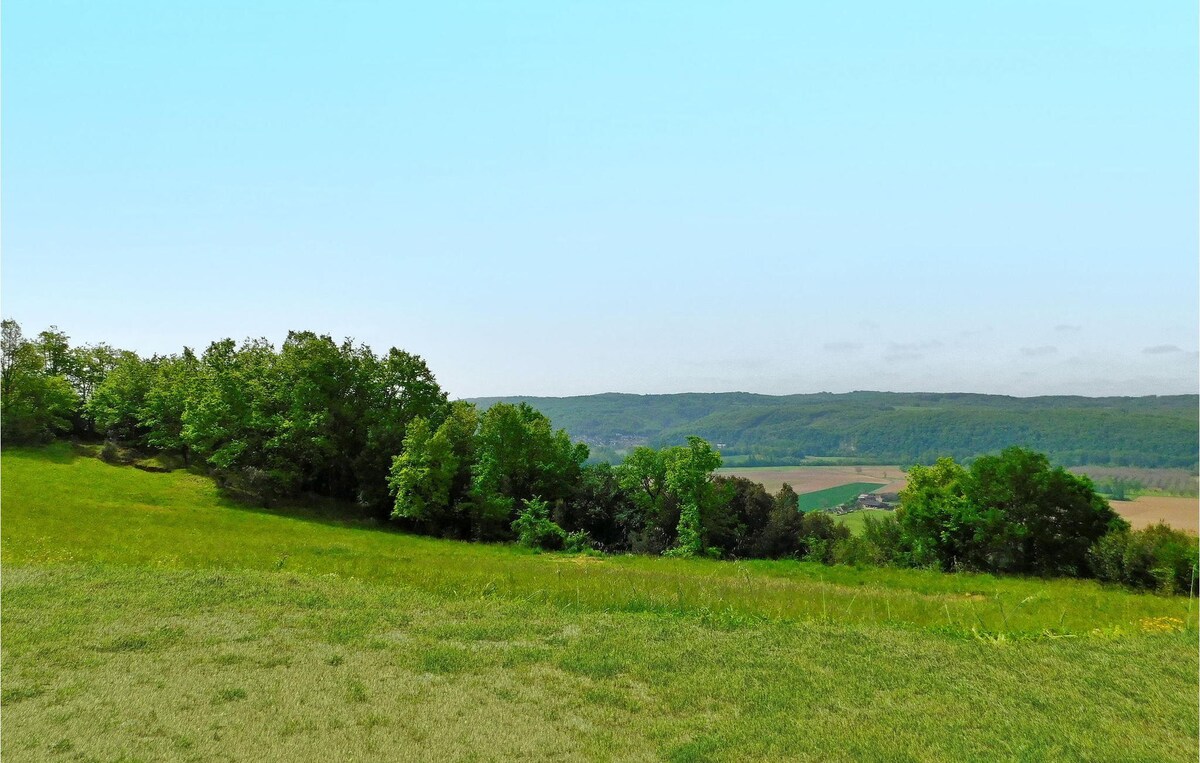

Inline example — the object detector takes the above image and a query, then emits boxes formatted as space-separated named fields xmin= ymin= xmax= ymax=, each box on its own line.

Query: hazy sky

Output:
xmin=4 ymin=2 xmax=1197 ymax=398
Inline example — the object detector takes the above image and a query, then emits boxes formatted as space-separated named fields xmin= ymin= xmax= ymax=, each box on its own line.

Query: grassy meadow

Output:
xmin=836 ymin=508 xmax=895 ymax=536
xmin=3 ymin=444 xmax=1198 ymax=761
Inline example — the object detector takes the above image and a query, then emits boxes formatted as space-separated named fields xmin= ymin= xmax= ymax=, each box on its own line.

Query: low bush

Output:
xmin=1089 ymin=522 xmax=1199 ymax=594
xmin=563 ymin=530 xmax=595 ymax=554
xmin=861 ymin=512 xmax=909 ymax=566
xmin=512 ymin=498 xmax=566 ymax=551
xmin=99 ymin=441 xmax=123 ymax=464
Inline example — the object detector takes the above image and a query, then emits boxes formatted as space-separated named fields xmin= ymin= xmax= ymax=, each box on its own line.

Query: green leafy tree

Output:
xmin=798 ymin=511 xmax=851 ymax=563
xmin=67 ymin=343 xmax=121 ymax=403
xmin=616 ymin=437 xmax=725 ymax=556
xmin=356 ymin=347 xmax=449 ymax=512
xmin=896 ymin=457 xmax=974 ymax=569
xmin=615 ymin=446 xmax=675 ymax=550
xmin=861 ymin=512 xmax=908 ymax=565
xmin=470 ymin=402 xmax=588 ymax=539
xmin=35 ymin=326 xmax=73 ymax=377
xmin=709 ymin=476 xmax=773 ymax=557
xmin=511 ymin=497 xmax=566 ymax=550
xmin=751 ymin=483 xmax=806 ymax=558
xmin=182 ymin=338 xmax=291 ymax=497
xmin=142 ymin=350 xmax=201 ymax=462
xmin=661 ymin=436 xmax=723 ymax=557
xmin=274 ymin=332 xmax=364 ymax=498
xmin=1 ymin=320 xmax=78 ymax=443
xmin=966 ymin=447 xmax=1124 ymax=575
xmin=87 ymin=351 xmax=153 ymax=441
xmin=389 ymin=401 xmax=478 ymax=535
xmin=898 ymin=448 xmax=1126 ymax=575
xmin=1089 ymin=522 xmax=1199 ymax=594
xmin=558 ymin=462 xmax=637 ymax=551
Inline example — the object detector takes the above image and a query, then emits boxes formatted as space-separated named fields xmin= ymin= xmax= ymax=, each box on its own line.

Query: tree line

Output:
xmin=2 ymin=320 xmax=1195 ymax=593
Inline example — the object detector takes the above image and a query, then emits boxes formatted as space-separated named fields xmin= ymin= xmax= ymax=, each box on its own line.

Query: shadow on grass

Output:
xmin=11 ymin=441 xmax=413 ymax=539
xmin=218 ymin=493 xmax=404 ymax=536
xmin=1 ymin=442 xmax=85 ymax=464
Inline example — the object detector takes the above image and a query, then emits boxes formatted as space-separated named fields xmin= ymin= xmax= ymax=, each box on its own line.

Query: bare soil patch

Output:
xmin=717 ymin=465 xmax=907 ymax=495
xmin=1112 ymin=496 xmax=1198 ymax=533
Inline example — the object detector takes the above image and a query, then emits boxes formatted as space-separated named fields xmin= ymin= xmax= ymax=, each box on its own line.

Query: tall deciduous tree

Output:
xmin=389 ymin=401 xmax=478 ymax=536
xmin=966 ymin=447 xmax=1125 ymax=576
xmin=898 ymin=448 xmax=1126 ymax=575
xmin=897 ymin=457 xmax=973 ymax=569
xmin=35 ymin=326 xmax=72 ymax=377
xmin=470 ymin=402 xmax=588 ymax=539
xmin=662 ymin=436 xmax=723 ymax=557
xmin=1 ymin=320 xmax=78 ymax=443
xmin=87 ymin=351 xmax=153 ymax=441
xmin=356 ymin=347 xmax=449 ymax=512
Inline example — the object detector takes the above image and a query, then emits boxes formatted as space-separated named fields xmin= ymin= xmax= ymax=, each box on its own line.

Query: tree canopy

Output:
xmin=897 ymin=447 xmax=1127 ymax=575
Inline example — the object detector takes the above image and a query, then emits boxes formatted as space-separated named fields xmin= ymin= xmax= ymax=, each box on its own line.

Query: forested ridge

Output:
xmin=468 ymin=391 xmax=1199 ymax=468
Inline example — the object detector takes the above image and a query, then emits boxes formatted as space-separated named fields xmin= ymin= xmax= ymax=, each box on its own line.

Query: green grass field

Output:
xmin=836 ymin=508 xmax=894 ymax=535
xmin=3 ymin=445 xmax=1198 ymax=761
xmin=795 ymin=482 xmax=887 ymax=511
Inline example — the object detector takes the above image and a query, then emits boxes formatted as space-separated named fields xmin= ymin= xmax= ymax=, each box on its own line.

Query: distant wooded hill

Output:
xmin=464 ymin=392 xmax=1199 ymax=469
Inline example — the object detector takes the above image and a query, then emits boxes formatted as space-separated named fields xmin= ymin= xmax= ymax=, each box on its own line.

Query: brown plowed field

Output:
xmin=717 ymin=465 xmax=907 ymax=495
xmin=1111 ymin=496 xmax=1198 ymax=533
xmin=722 ymin=466 xmax=1197 ymax=534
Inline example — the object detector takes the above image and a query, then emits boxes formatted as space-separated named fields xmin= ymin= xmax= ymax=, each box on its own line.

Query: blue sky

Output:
xmin=4 ymin=1 xmax=1196 ymax=398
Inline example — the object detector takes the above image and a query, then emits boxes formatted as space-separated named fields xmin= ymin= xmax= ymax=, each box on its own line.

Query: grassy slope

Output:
xmin=3 ymin=445 xmax=1198 ymax=762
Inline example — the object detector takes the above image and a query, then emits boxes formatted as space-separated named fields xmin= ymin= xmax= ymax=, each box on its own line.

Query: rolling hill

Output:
xmin=466 ymin=391 xmax=1199 ymax=468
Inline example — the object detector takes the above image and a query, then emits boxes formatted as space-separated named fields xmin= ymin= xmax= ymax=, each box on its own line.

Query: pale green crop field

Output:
xmin=836 ymin=508 xmax=895 ymax=536
xmin=795 ymin=482 xmax=886 ymax=512
xmin=3 ymin=445 xmax=1197 ymax=761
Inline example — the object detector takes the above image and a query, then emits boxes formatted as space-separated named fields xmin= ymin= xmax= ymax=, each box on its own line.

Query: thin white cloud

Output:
xmin=1020 ymin=345 xmax=1058 ymax=357
xmin=1142 ymin=344 xmax=1183 ymax=355
xmin=823 ymin=341 xmax=862 ymax=352
xmin=889 ymin=340 xmax=942 ymax=352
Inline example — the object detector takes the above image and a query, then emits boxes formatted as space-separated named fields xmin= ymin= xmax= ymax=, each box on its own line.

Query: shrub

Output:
xmin=99 ymin=441 xmax=123 ymax=464
xmin=563 ymin=530 xmax=595 ymax=554
xmin=512 ymin=498 xmax=566 ymax=551
xmin=862 ymin=512 xmax=909 ymax=566
xmin=1088 ymin=523 xmax=1199 ymax=594
xmin=832 ymin=536 xmax=882 ymax=567
xmin=795 ymin=511 xmax=849 ymax=563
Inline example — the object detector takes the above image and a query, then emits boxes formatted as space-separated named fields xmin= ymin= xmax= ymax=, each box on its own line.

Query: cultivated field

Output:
xmin=717 ymin=464 xmax=907 ymax=495
xmin=1112 ymin=496 xmax=1199 ymax=533
xmin=3 ymin=446 xmax=1197 ymax=761
xmin=837 ymin=509 xmax=894 ymax=535
xmin=796 ymin=483 xmax=888 ymax=512
xmin=724 ymin=464 xmax=1199 ymax=534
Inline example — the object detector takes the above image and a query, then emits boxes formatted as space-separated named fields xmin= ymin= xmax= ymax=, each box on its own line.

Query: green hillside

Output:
xmin=3 ymin=445 xmax=1197 ymax=761
xmin=467 ymin=392 xmax=1199 ymax=468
